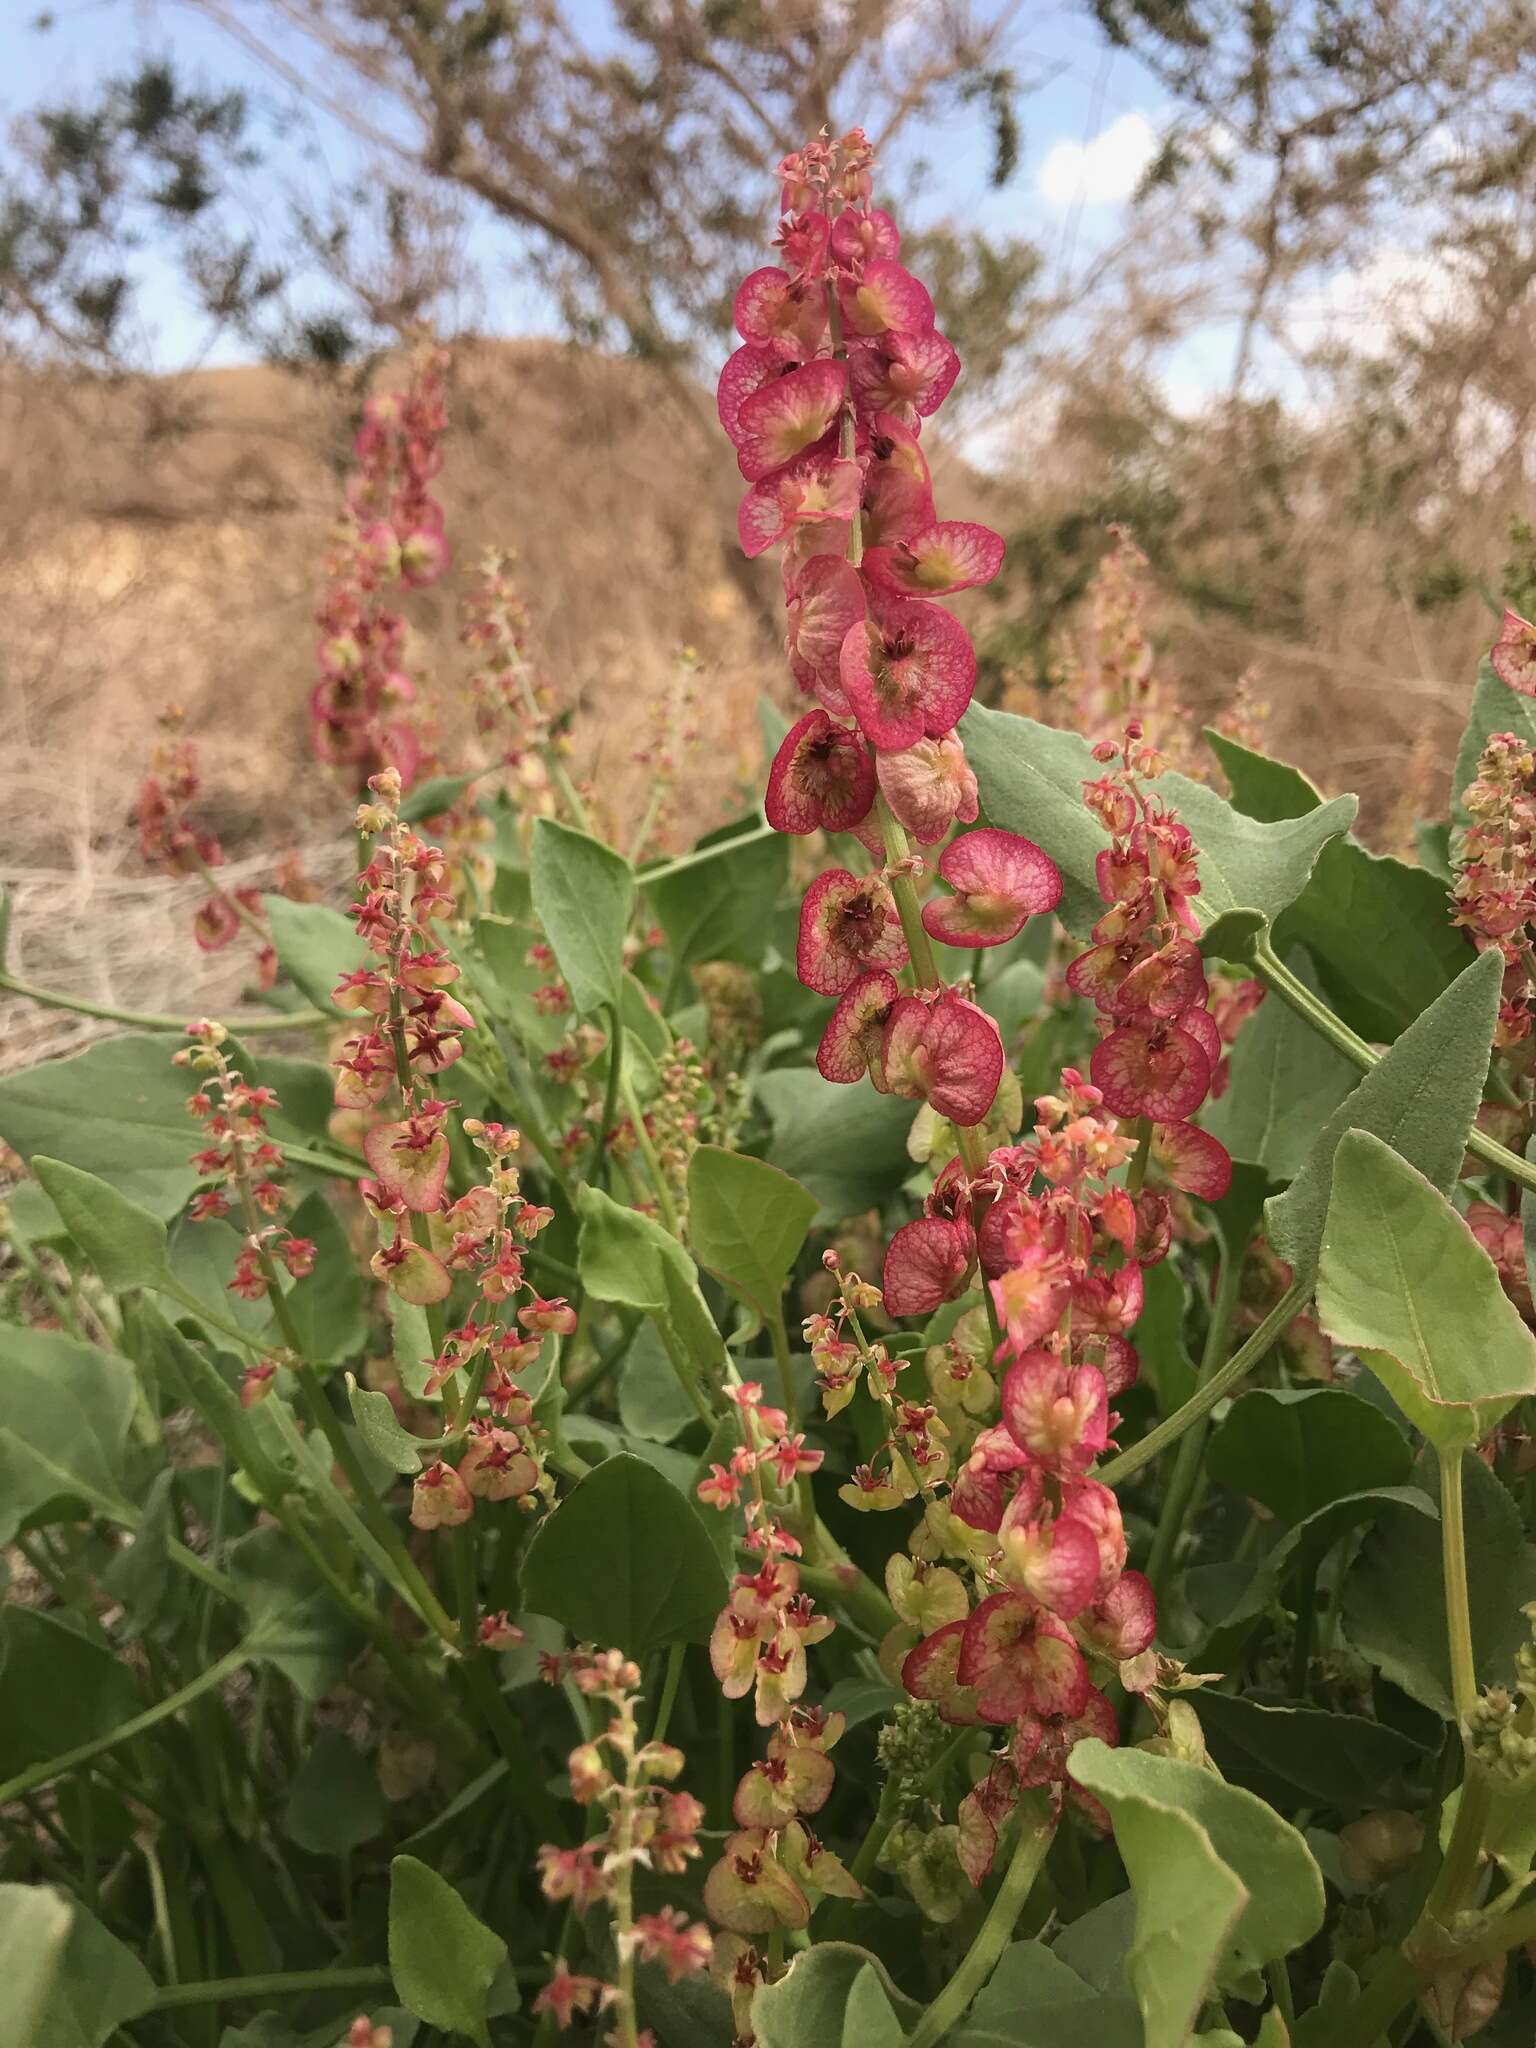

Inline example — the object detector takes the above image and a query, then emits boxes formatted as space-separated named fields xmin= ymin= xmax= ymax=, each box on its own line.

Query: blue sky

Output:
xmin=3 ymin=3 xmax=1204 ymax=376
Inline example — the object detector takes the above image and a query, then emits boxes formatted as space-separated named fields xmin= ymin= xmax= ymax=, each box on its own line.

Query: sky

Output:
xmin=5 ymin=0 xmax=1188 ymax=358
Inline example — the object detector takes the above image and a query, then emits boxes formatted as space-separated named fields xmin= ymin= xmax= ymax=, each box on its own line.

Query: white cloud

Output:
xmin=1037 ymin=113 xmax=1159 ymax=209
xmin=1284 ymin=246 xmax=1464 ymax=357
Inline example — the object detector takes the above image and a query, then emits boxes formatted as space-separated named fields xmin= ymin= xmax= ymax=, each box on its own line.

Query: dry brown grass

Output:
xmin=0 ymin=334 xmax=1505 ymax=1072
xmin=0 ymin=340 xmax=792 ymax=1068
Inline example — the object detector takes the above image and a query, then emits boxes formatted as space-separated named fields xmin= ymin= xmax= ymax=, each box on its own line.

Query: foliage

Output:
xmin=6 ymin=110 xmax=1536 ymax=2048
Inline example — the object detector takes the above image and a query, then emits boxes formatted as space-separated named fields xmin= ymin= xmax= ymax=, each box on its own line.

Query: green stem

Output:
xmin=1265 ymin=1957 xmax=1296 ymax=2030
xmin=0 ymin=1644 xmax=249 ymax=1805
xmin=1126 ymin=1117 xmax=1153 ymax=1196
xmin=1098 ymin=1276 xmax=1310 ymax=1486
xmin=799 ymin=1555 xmax=900 ymax=1639
xmin=1253 ymin=939 xmax=1536 ymax=1195
xmin=767 ymin=1304 xmax=799 ymax=1428
xmin=638 ymin=821 xmax=777 ymax=888
xmin=1440 ymin=1449 xmax=1478 ymax=1727
xmin=651 ymin=1642 xmax=687 ymax=1745
xmin=0 ymin=970 xmax=326 ymax=1036
xmin=1144 ymin=1243 xmax=1244 ymax=1593
xmin=593 ymin=1000 xmax=624 ymax=1192
xmin=850 ymin=1777 xmax=903 ymax=1887
xmin=620 ymin=1070 xmax=680 ymax=1235
xmin=905 ymin=1793 xmax=1057 ymax=2048
xmin=1288 ymin=1558 xmax=1319 ymax=1701
xmin=149 ymin=1965 xmax=392 ymax=2011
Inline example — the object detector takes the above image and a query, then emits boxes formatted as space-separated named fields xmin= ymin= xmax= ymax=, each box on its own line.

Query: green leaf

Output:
xmin=1064 ymin=1748 xmax=1245 ymax=2048
xmin=1069 ymin=1741 xmax=1324 ymax=2038
xmin=0 ymin=1884 xmax=74 ymax=2046
xmin=0 ymin=1326 xmax=140 ymax=1538
xmin=642 ymin=817 xmax=789 ymax=987
xmin=1206 ymin=732 xmax=1472 ymax=1033
xmin=0 ymin=1887 xmax=155 ymax=2048
xmin=0 ymin=1033 xmax=202 ymax=1216
xmin=1344 ymin=1454 xmax=1536 ymax=1719
xmin=1316 ymin=1131 xmax=1536 ymax=1449
xmin=168 ymin=1216 xmax=276 ymax=1336
xmin=686 ymin=1146 xmax=817 ymax=1332
xmin=284 ymin=1729 xmax=385 ymax=1856
xmin=229 ymin=1526 xmax=363 ymax=1700
xmin=1206 ymin=1386 xmax=1410 ymax=1525
xmin=1453 ymin=656 xmax=1536 ymax=831
xmin=1192 ymin=1694 xmax=1424 ymax=1813
xmin=577 ymin=1185 xmax=720 ymax=1400
xmin=952 ymin=1941 xmax=1142 ymax=2048
xmin=757 ymin=1067 xmax=916 ymax=1220
xmin=1157 ymin=772 xmax=1358 ymax=963
xmin=388 ymin=1854 xmax=509 ymax=2046
xmin=750 ymin=1944 xmax=918 ymax=2048
xmin=618 ymin=1322 xmax=700 ymax=1443
xmin=129 ymin=1299 xmax=287 ymax=1501
xmin=1264 ymin=948 xmax=1500 ymax=1285
xmin=1136 ymin=1256 xmax=1196 ymax=1416
xmin=347 ymin=1374 xmax=426 ymax=1474
xmin=284 ymin=1191 xmax=366 ymax=1366
xmin=0 ymin=1610 xmax=141 ymax=1776
xmin=1203 ymin=955 xmax=1357 ymax=1182
xmin=519 ymin=1452 xmax=727 ymax=1658
xmin=530 ymin=817 xmax=635 ymax=1015
xmin=961 ymin=703 xmax=1111 ymax=933
xmin=401 ymin=772 xmax=478 ymax=823
xmin=963 ymin=705 xmax=1356 ymax=954
xmin=1205 ymin=730 xmax=1324 ymax=822
xmin=32 ymin=1156 xmax=170 ymax=1294
xmin=262 ymin=896 xmax=368 ymax=1013
xmin=1281 ymin=839 xmax=1473 ymax=1043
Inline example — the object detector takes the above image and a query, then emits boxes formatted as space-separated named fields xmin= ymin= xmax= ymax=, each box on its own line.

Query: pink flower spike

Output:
xmin=766 ymin=710 xmax=875 ymax=835
xmin=876 ymin=732 xmax=979 ymax=845
xmin=739 ymin=454 xmax=861 ymax=560
xmin=989 ymin=1253 xmax=1073 ymax=1352
xmin=900 ymin=1618 xmax=985 ymax=1726
xmin=957 ymin=1589 xmax=1091 ymax=1724
xmin=717 ymin=340 xmax=796 ymax=441
xmin=1154 ymin=1120 xmax=1233 ymax=1201
xmin=786 ymin=556 xmax=866 ymax=703
xmin=797 ymin=868 xmax=908 ymax=995
xmin=1000 ymin=1349 xmax=1109 ymax=1474
xmin=863 ymin=522 xmax=1006 ymax=598
xmin=830 ymin=207 xmax=901 ymax=266
xmin=923 ymin=828 xmax=1063 ymax=949
xmin=362 ymin=1120 xmax=450 ymax=1214
xmin=849 ymin=328 xmax=961 ymax=424
xmin=837 ymin=260 xmax=934 ymax=340
xmin=1090 ymin=1022 xmax=1212 ymax=1121
xmin=882 ymin=1215 xmax=974 ymax=1318
xmin=732 ymin=359 xmax=847 ymax=481
xmin=1078 ymin=1570 xmax=1158 ymax=1660
xmin=817 ymin=969 xmax=900 ymax=1085
xmin=839 ymin=596 xmax=976 ymax=751
xmin=1491 ymin=609 xmax=1536 ymax=697
xmin=732 ymin=267 xmax=824 ymax=350
xmin=881 ymin=989 xmax=1004 ymax=1127
xmin=997 ymin=1500 xmax=1102 ymax=1619
xmin=861 ymin=414 xmax=934 ymax=547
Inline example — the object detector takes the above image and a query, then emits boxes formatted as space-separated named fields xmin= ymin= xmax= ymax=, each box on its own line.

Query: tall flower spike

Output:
xmin=1492 ymin=609 xmax=1536 ymax=697
xmin=921 ymin=829 xmax=1063 ymax=948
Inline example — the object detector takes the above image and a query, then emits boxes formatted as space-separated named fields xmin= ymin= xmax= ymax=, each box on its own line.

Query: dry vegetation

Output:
xmin=0 ymin=331 xmax=1516 ymax=1072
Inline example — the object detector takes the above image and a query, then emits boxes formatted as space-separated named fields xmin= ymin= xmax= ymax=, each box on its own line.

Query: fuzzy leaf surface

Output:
xmin=1264 ymin=947 xmax=1499 ymax=1284
xmin=519 ymin=1452 xmax=727 ymax=1657
xmin=530 ymin=817 xmax=635 ymax=1015
xmin=1317 ymin=1130 xmax=1536 ymax=1448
